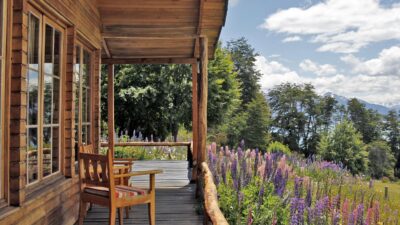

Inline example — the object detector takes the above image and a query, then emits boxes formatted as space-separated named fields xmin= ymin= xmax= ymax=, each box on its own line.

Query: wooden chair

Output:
xmin=77 ymin=150 xmax=162 ymax=225
xmin=80 ymin=145 xmax=135 ymax=217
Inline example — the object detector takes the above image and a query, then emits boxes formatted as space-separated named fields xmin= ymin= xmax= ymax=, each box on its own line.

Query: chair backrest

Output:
xmin=78 ymin=151 xmax=114 ymax=189
xmin=80 ymin=144 xmax=95 ymax=154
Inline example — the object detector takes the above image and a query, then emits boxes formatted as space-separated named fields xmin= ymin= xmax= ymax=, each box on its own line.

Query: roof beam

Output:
xmin=102 ymin=39 xmax=111 ymax=58
xmin=193 ymin=0 xmax=205 ymax=58
xmin=102 ymin=57 xmax=197 ymax=65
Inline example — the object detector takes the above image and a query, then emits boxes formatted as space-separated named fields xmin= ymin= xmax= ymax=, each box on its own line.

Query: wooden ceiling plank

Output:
xmin=102 ymin=57 xmax=197 ymax=64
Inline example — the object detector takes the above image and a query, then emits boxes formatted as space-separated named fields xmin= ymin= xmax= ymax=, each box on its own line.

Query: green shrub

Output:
xmin=267 ymin=141 xmax=291 ymax=155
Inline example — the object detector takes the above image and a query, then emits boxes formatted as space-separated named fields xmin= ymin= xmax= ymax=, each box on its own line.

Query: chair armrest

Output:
xmin=113 ymin=158 xmax=136 ymax=162
xmin=114 ymin=170 xmax=163 ymax=178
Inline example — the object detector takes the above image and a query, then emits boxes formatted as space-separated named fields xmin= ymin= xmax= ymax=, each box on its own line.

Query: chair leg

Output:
xmin=125 ymin=206 xmax=130 ymax=219
xmin=118 ymin=208 xmax=124 ymax=225
xmin=110 ymin=207 xmax=117 ymax=225
xmin=148 ymin=202 xmax=155 ymax=225
xmin=78 ymin=200 xmax=87 ymax=225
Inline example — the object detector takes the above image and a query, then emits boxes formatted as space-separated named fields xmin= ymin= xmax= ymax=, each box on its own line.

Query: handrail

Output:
xmin=201 ymin=162 xmax=229 ymax=225
xmin=100 ymin=141 xmax=191 ymax=147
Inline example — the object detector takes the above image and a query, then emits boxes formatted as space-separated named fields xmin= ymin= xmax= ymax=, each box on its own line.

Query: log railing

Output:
xmin=100 ymin=141 xmax=194 ymax=169
xmin=201 ymin=162 xmax=229 ymax=225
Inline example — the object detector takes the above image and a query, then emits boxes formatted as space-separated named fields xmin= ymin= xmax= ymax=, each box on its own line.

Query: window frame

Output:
xmin=74 ymin=41 xmax=93 ymax=155
xmin=0 ymin=0 xmax=7 ymax=199
xmin=26 ymin=5 xmax=65 ymax=186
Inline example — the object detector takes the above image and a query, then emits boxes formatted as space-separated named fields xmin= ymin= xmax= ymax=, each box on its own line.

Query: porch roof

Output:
xmin=98 ymin=0 xmax=228 ymax=64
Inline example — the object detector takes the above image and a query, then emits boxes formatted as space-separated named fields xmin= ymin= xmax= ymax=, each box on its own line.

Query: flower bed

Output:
xmin=206 ymin=143 xmax=400 ymax=225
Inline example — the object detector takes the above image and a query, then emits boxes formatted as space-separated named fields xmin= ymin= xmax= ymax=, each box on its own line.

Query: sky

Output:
xmin=220 ymin=0 xmax=400 ymax=106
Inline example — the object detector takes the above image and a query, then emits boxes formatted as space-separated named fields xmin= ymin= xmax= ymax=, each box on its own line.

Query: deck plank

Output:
xmin=83 ymin=161 xmax=202 ymax=225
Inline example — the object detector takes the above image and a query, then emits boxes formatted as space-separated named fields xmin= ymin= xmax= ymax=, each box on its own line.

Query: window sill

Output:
xmin=25 ymin=174 xmax=65 ymax=200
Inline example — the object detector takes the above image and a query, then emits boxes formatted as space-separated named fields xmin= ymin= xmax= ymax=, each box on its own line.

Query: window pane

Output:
xmin=43 ymin=75 xmax=52 ymax=124
xmin=86 ymin=88 xmax=91 ymax=123
xmin=81 ymin=125 xmax=86 ymax=144
xmin=75 ymin=46 xmax=80 ymax=74
xmin=0 ymin=0 xmax=3 ymax=54
xmin=53 ymin=30 xmax=61 ymax=77
xmin=28 ymin=70 xmax=39 ymax=125
xmin=82 ymin=87 xmax=87 ymax=123
xmin=44 ymin=25 xmax=53 ymax=75
xmin=86 ymin=125 xmax=91 ymax=144
xmin=53 ymin=77 xmax=60 ymax=124
xmin=52 ymin=126 xmax=59 ymax=173
xmin=28 ymin=14 xmax=40 ymax=70
xmin=82 ymin=50 xmax=90 ymax=86
xmin=27 ymin=128 xmax=38 ymax=183
xmin=42 ymin=127 xmax=52 ymax=177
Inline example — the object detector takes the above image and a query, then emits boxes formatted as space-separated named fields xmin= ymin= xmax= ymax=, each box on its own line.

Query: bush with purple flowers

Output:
xmin=207 ymin=142 xmax=400 ymax=225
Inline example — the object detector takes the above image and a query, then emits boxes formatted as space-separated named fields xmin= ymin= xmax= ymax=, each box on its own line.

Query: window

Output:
xmin=0 ymin=0 xmax=6 ymax=197
xmin=26 ymin=11 xmax=64 ymax=185
xmin=74 ymin=43 xmax=92 ymax=159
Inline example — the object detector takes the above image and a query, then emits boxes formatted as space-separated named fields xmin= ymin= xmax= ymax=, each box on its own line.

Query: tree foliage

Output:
xmin=227 ymin=37 xmax=262 ymax=106
xmin=318 ymin=120 xmax=368 ymax=175
xmin=268 ymin=83 xmax=337 ymax=156
xmin=347 ymin=98 xmax=382 ymax=144
xmin=367 ymin=140 xmax=395 ymax=179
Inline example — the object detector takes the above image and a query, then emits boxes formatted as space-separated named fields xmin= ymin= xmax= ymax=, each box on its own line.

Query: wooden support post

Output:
xmin=384 ymin=186 xmax=389 ymax=200
xmin=107 ymin=64 xmax=115 ymax=156
xmin=198 ymin=36 xmax=208 ymax=167
xmin=191 ymin=63 xmax=199 ymax=182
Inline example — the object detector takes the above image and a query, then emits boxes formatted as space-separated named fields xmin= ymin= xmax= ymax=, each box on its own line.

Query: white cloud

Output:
xmin=282 ymin=36 xmax=303 ymax=43
xmin=261 ymin=0 xmax=400 ymax=53
xmin=299 ymin=59 xmax=337 ymax=76
xmin=256 ymin=55 xmax=400 ymax=105
xmin=341 ymin=46 xmax=400 ymax=76
xmin=255 ymin=56 xmax=302 ymax=90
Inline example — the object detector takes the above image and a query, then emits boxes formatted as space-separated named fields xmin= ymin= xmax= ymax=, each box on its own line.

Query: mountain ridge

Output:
xmin=325 ymin=92 xmax=400 ymax=115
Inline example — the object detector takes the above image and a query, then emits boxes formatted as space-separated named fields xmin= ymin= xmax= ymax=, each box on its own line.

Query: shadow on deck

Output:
xmin=83 ymin=161 xmax=203 ymax=225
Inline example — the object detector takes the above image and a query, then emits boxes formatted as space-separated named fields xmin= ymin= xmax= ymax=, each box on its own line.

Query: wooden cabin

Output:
xmin=0 ymin=0 xmax=228 ymax=224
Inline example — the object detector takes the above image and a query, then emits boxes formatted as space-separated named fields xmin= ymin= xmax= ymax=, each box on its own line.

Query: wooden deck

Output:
xmin=83 ymin=161 xmax=203 ymax=225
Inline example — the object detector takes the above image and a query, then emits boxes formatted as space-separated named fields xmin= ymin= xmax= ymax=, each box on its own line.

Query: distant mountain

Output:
xmin=324 ymin=92 xmax=399 ymax=115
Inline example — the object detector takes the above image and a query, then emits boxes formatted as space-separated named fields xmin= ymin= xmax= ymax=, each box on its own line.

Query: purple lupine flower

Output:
xmin=356 ymin=204 xmax=364 ymax=225
xmin=238 ymin=147 xmax=244 ymax=162
xmin=332 ymin=210 xmax=340 ymax=225
xmin=294 ymin=177 xmax=304 ymax=198
xmin=274 ymin=168 xmax=285 ymax=197
xmin=314 ymin=196 xmax=329 ymax=224
xmin=258 ymin=185 xmax=265 ymax=207
xmin=307 ymin=207 xmax=314 ymax=224
xmin=240 ymin=139 xmax=245 ymax=149
xmin=254 ymin=149 xmax=259 ymax=177
xmin=305 ymin=182 xmax=312 ymax=207
xmin=221 ymin=162 xmax=226 ymax=184
xmin=290 ymin=198 xmax=305 ymax=225
xmin=369 ymin=179 xmax=373 ymax=189
xmin=348 ymin=209 xmax=355 ymax=225
xmin=231 ymin=158 xmax=237 ymax=180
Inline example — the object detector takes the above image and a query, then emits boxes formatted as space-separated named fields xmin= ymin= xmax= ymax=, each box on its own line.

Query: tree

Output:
xmin=367 ymin=141 xmax=395 ymax=179
xmin=383 ymin=110 xmax=400 ymax=177
xmin=347 ymin=98 xmax=382 ymax=144
xmin=268 ymin=83 xmax=331 ymax=156
xmin=101 ymin=64 xmax=192 ymax=141
xmin=227 ymin=38 xmax=262 ymax=106
xmin=241 ymin=92 xmax=271 ymax=149
xmin=207 ymin=43 xmax=242 ymax=129
xmin=318 ymin=120 xmax=368 ymax=175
